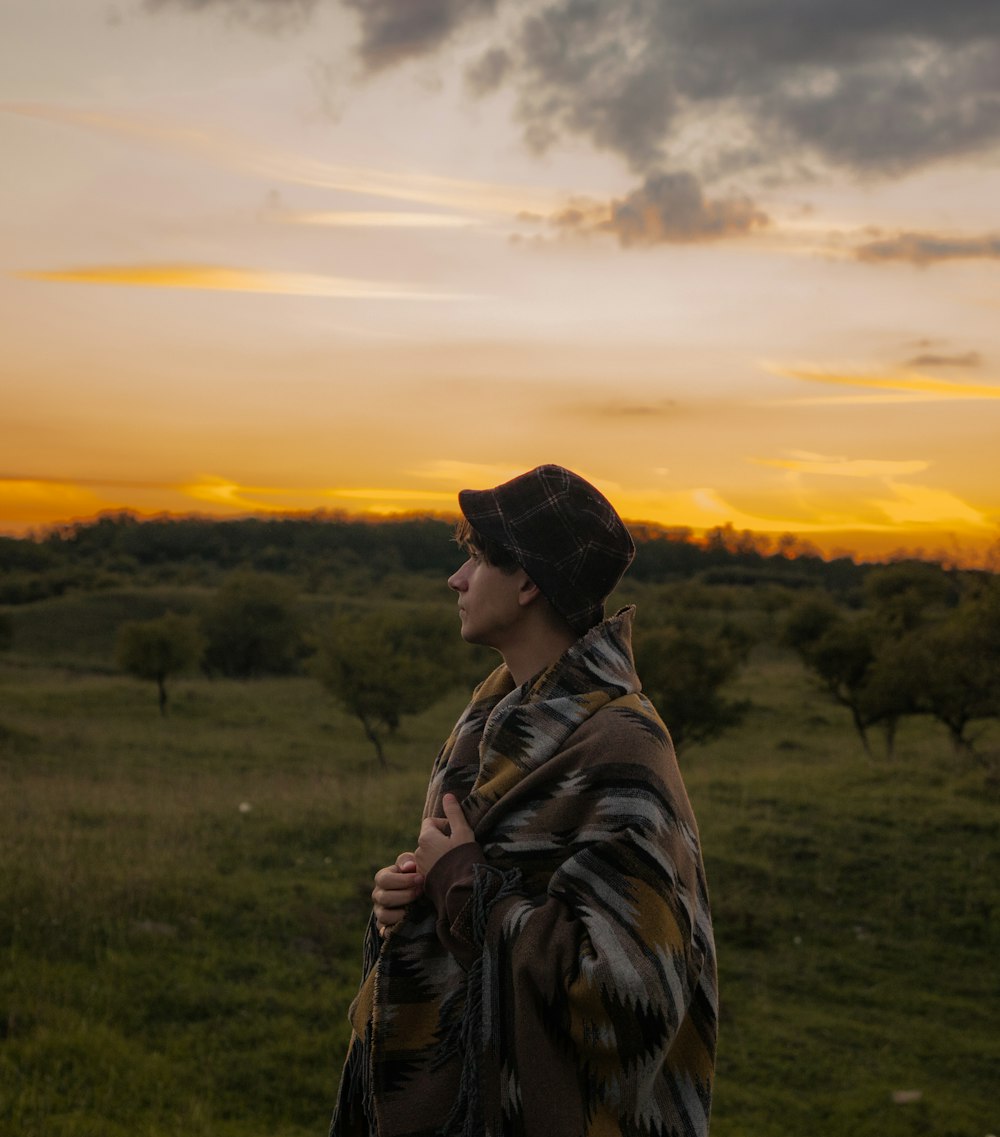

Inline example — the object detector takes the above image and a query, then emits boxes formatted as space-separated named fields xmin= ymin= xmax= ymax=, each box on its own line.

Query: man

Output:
xmin=330 ymin=464 xmax=717 ymax=1137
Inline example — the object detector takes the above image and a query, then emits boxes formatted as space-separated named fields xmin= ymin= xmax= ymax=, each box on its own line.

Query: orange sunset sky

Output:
xmin=2 ymin=0 xmax=1000 ymax=564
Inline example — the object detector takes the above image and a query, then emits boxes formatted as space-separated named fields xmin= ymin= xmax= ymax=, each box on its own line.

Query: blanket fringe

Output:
xmin=444 ymin=865 xmax=524 ymax=1137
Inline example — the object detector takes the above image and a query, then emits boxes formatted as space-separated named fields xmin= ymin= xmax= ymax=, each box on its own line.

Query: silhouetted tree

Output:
xmin=201 ymin=572 xmax=303 ymax=678
xmin=312 ymin=609 xmax=463 ymax=767
xmin=116 ymin=612 xmax=204 ymax=716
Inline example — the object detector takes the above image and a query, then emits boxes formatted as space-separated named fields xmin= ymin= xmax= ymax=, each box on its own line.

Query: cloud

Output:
xmin=902 ymin=350 xmax=982 ymax=369
xmin=396 ymin=2 xmax=1000 ymax=178
xmin=855 ymin=231 xmax=1000 ymax=266
xmin=465 ymin=46 xmax=511 ymax=96
xmin=745 ymin=451 xmax=996 ymax=536
xmin=871 ymin=483 xmax=993 ymax=529
xmin=771 ymin=366 xmax=1000 ymax=403
xmin=148 ymin=0 xmax=1000 ymax=267
xmin=181 ymin=474 xmax=456 ymax=513
xmin=538 ymin=170 xmax=768 ymax=246
xmin=0 ymin=478 xmax=104 ymax=520
xmin=145 ymin=0 xmax=319 ymax=33
xmin=565 ymin=397 xmax=680 ymax=420
xmin=2 ymin=103 xmax=557 ymax=217
xmin=150 ymin=0 xmax=1000 ymax=189
xmin=755 ymin=454 xmax=929 ymax=480
xmin=271 ymin=208 xmax=485 ymax=229
xmin=340 ymin=0 xmax=498 ymax=72
xmin=18 ymin=263 xmax=473 ymax=301
xmin=0 ymin=475 xmax=175 ymax=531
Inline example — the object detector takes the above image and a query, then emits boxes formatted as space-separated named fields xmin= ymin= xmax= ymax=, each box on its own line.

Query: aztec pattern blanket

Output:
xmin=330 ymin=607 xmax=717 ymax=1137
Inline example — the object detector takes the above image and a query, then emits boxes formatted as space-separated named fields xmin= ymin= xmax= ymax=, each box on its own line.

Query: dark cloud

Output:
xmin=341 ymin=0 xmax=498 ymax=72
xmin=154 ymin=0 xmax=1000 ymax=224
xmin=607 ymin=171 xmax=768 ymax=245
xmin=145 ymin=0 xmax=318 ymax=32
xmin=336 ymin=0 xmax=1000 ymax=179
xmin=465 ymin=46 xmax=510 ymax=97
xmin=903 ymin=350 xmax=983 ymax=369
xmin=537 ymin=171 xmax=768 ymax=246
xmin=855 ymin=231 xmax=1000 ymax=265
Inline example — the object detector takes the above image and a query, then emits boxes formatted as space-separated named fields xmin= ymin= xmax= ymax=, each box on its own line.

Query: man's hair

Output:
xmin=454 ymin=517 xmax=521 ymax=574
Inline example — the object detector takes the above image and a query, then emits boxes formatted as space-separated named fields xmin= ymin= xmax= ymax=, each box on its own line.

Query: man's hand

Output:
xmin=415 ymin=794 xmax=475 ymax=876
xmin=372 ymin=851 xmax=424 ymax=938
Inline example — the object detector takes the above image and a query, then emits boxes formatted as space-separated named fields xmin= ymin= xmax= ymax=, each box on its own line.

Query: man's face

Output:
xmin=447 ymin=549 xmax=528 ymax=650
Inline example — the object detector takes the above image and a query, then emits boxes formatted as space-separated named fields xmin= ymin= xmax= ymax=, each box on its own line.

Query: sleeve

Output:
xmin=421 ymin=840 xmax=489 ymax=968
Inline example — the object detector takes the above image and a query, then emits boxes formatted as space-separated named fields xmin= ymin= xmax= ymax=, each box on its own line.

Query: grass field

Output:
xmin=1 ymin=604 xmax=998 ymax=1137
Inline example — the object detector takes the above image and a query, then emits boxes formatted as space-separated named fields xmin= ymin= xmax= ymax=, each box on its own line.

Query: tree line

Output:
xmin=0 ymin=512 xmax=879 ymax=604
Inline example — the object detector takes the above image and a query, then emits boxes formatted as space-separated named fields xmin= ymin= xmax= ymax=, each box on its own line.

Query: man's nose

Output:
xmin=448 ymin=562 xmax=470 ymax=591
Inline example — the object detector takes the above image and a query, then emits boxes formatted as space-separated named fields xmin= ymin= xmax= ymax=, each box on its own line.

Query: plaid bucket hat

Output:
xmin=458 ymin=464 xmax=635 ymax=634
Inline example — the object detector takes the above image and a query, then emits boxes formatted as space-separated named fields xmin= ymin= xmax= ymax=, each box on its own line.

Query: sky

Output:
xmin=2 ymin=0 xmax=1000 ymax=564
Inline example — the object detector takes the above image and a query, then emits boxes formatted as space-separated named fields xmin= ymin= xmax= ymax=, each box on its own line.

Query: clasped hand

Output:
xmin=371 ymin=794 xmax=473 ymax=937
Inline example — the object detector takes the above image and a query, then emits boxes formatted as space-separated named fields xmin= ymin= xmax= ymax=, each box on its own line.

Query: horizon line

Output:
xmin=4 ymin=504 xmax=997 ymax=570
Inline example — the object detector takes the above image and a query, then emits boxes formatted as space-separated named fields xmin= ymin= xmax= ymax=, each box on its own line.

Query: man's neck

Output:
xmin=501 ymin=623 xmax=578 ymax=687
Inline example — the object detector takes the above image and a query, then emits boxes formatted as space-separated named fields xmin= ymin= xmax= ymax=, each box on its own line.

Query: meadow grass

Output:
xmin=1 ymin=639 xmax=998 ymax=1137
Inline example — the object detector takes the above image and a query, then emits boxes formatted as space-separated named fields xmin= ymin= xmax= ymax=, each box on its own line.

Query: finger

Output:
xmin=375 ymin=866 xmax=424 ymax=891
xmin=396 ymin=851 xmax=418 ymax=871
xmin=372 ymin=880 xmax=422 ymax=908
xmin=442 ymin=794 xmax=473 ymax=839
xmin=374 ymin=904 xmax=408 ymax=926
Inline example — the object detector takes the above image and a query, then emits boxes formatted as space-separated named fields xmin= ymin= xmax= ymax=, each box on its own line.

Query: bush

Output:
xmin=634 ymin=623 xmax=752 ymax=750
xmin=201 ymin=572 xmax=304 ymax=678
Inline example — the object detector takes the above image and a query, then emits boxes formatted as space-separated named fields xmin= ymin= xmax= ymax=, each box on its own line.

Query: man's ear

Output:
xmin=516 ymin=573 xmax=543 ymax=608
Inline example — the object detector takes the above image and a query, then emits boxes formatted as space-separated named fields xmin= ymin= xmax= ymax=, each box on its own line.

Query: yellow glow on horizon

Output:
xmin=3 ymin=474 xmax=997 ymax=564
xmin=179 ymin=476 xmax=457 ymax=515
xmin=0 ymin=479 xmax=112 ymax=528
xmin=871 ymin=482 xmax=993 ymax=528
xmin=18 ymin=263 xmax=471 ymax=301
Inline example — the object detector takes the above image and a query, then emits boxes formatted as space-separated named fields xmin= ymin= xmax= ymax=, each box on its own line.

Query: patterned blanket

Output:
xmin=331 ymin=607 xmax=717 ymax=1137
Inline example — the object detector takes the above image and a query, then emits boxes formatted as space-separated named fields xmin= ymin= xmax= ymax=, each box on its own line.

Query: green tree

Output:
xmin=889 ymin=581 xmax=1000 ymax=756
xmin=783 ymin=596 xmax=887 ymax=754
xmin=116 ymin=612 xmax=204 ymax=716
xmin=863 ymin=561 xmax=957 ymax=636
xmin=201 ymin=571 xmax=303 ymax=678
xmin=784 ymin=577 xmax=991 ymax=759
xmin=634 ymin=623 xmax=751 ymax=751
xmin=312 ymin=608 xmax=464 ymax=767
